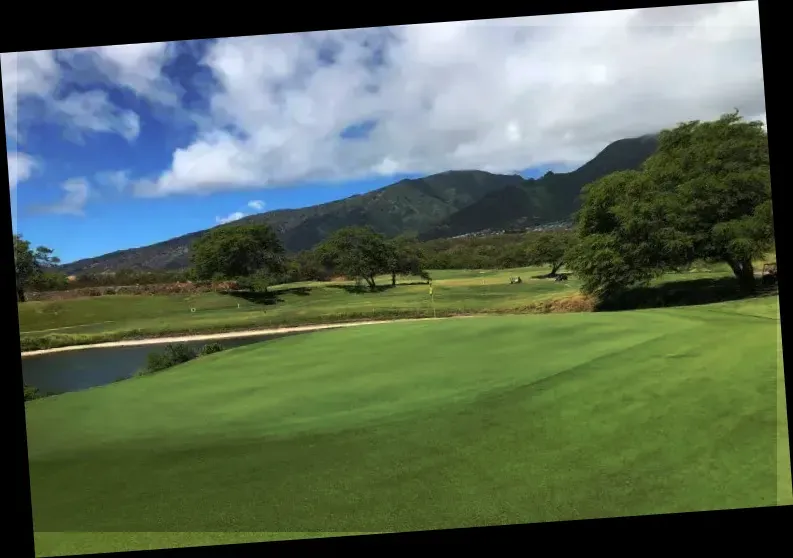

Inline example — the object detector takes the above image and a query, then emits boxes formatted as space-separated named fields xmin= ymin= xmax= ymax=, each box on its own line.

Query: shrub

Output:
xmin=198 ymin=342 xmax=225 ymax=356
xmin=143 ymin=343 xmax=198 ymax=374
xmin=24 ymin=385 xmax=41 ymax=401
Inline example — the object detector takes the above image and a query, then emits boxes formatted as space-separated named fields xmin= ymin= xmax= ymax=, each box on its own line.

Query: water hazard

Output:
xmin=21 ymin=332 xmax=308 ymax=396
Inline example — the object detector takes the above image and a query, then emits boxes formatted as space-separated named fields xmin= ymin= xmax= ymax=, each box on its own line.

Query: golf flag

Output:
xmin=429 ymin=285 xmax=433 ymax=295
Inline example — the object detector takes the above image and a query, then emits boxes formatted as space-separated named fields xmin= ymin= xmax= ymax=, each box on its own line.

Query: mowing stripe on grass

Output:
xmin=26 ymin=298 xmax=782 ymax=541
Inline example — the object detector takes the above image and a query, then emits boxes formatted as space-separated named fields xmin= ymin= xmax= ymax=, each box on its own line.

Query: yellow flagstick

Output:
xmin=429 ymin=282 xmax=436 ymax=318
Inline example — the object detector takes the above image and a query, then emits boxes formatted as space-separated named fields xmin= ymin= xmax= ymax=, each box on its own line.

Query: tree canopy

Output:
xmin=569 ymin=111 xmax=772 ymax=300
xmin=385 ymin=236 xmax=430 ymax=286
xmin=190 ymin=223 xmax=285 ymax=281
xmin=525 ymin=230 xmax=575 ymax=276
xmin=14 ymin=234 xmax=61 ymax=302
xmin=315 ymin=226 xmax=391 ymax=289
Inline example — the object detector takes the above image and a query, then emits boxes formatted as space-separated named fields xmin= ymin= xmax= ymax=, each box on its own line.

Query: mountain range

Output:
xmin=59 ymin=134 xmax=659 ymax=275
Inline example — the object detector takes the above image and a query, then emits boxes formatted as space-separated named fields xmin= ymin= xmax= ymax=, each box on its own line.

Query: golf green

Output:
xmin=27 ymin=296 xmax=785 ymax=555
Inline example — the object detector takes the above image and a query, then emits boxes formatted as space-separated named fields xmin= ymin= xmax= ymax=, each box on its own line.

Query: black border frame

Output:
xmin=4 ymin=0 xmax=789 ymax=555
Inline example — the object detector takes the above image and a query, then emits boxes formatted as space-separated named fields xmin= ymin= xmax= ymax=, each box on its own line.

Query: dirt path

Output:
xmin=20 ymin=316 xmax=483 ymax=357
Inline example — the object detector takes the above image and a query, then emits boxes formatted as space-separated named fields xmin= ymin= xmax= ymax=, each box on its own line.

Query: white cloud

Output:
xmin=215 ymin=211 xmax=246 ymax=224
xmin=1 ymin=43 xmax=176 ymax=145
xmin=7 ymin=151 xmax=37 ymax=189
xmin=131 ymin=1 xmax=764 ymax=197
xmin=96 ymin=169 xmax=133 ymax=191
xmin=37 ymin=177 xmax=90 ymax=216
xmin=64 ymin=42 xmax=180 ymax=106
xmin=3 ymin=3 xmax=767 ymax=199
xmin=248 ymin=199 xmax=266 ymax=210
xmin=1 ymin=50 xmax=60 ymax=142
xmin=52 ymin=91 xmax=141 ymax=141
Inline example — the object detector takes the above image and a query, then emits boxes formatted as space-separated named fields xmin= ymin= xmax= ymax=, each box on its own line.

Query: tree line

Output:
xmin=13 ymin=226 xmax=573 ymax=298
xmin=14 ymin=111 xmax=773 ymax=304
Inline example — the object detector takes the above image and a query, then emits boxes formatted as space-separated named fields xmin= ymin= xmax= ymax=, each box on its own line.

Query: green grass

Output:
xmin=20 ymin=263 xmax=763 ymax=352
xmin=33 ymin=532 xmax=365 ymax=557
xmin=27 ymin=296 xmax=785 ymax=556
xmin=19 ymin=266 xmax=585 ymax=351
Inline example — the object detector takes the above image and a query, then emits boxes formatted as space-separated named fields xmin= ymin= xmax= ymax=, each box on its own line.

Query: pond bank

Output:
xmin=20 ymin=316 xmax=483 ymax=396
xmin=21 ymin=316 xmax=481 ymax=357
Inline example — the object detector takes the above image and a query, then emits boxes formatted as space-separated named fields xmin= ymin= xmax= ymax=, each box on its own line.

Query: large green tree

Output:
xmin=643 ymin=110 xmax=772 ymax=289
xmin=566 ymin=170 xmax=691 ymax=299
xmin=14 ymin=234 xmax=61 ymax=302
xmin=190 ymin=223 xmax=285 ymax=282
xmin=569 ymin=111 xmax=772 ymax=300
xmin=385 ymin=236 xmax=429 ymax=286
xmin=315 ymin=226 xmax=390 ymax=290
xmin=525 ymin=230 xmax=576 ymax=276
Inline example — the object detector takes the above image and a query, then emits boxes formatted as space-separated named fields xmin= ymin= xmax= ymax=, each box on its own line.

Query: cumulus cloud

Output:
xmin=248 ymin=199 xmax=266 ymax=210
xmin=35 ymin=177 xmax=90 ymax=216
xmin=129 ymin=1 xmax=764 ymax=197
xmin=53 ymin=91 xmax=141 ymax=142
xmin=7 ymin=151 xmax=37 ymax=189
xmin=215 ymin=211 xmax=246 ymax=224
xmin=1 ymin=43 xmax=177 ymax=145
xmin=1 ymin=50 xmax=60 ymax=142
xmin=66 ymin=42 xmax=180 ymax=105
xmin=4 ymin=3 xmax=766 ymax=200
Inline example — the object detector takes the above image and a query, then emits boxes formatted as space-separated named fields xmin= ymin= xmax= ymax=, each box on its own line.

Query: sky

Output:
xmin=3 ymin=1 xmax=766 ymax=264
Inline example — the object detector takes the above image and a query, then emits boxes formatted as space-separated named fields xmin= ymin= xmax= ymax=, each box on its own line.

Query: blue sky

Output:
xmin=4 ymin=3 xmax=765 ymax=264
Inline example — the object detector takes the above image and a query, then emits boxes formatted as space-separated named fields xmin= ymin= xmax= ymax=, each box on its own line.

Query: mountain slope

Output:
xmin=59 ymin=135 xmax=659 ymax=275
xmin=59 ymin=171 xmax=518 ymax=275
xmin=418 ymin=134 xmax=659 ymax=240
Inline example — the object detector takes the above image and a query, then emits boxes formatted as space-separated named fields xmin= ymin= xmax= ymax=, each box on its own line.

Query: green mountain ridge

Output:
xmin=59 ymin=134 xmax=659 ymax=275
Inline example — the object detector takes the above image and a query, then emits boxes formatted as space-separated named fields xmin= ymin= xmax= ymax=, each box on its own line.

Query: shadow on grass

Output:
xmin=598 ymin=276 xmax=779 ymax=312
xmin=221 ymin=286 xmax=312 ymax=306
xmin=326 ymin=284 xmax=396 ymax=294
xmin=277 ymin=286 xmax=312 ymax=296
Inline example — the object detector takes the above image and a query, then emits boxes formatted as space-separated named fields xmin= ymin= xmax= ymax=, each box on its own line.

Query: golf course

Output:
xmin=23 ymin=262 xmax=789 ymax=556
xmin=18 ymin=267 xmax=589 ymax=353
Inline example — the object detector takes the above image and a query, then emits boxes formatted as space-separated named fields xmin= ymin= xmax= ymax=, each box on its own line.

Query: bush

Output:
xmin=143 ymin=343 xmax=198 ymax=374
xmin=198 ymin=342 xmax=225 ymax=356
xmin=24 ymin=385 xmax=41 ymax=401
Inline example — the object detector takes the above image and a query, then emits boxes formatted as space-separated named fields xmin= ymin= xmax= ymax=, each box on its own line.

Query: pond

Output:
xmin=21 ymin=332 xmax=309 ymax=396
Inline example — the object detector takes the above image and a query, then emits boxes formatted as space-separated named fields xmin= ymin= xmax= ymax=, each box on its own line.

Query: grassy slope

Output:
xmin=28 ymin=296 xmax=784 ymax=555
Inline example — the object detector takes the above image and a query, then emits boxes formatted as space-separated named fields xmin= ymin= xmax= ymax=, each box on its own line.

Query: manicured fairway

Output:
xmin=27 ymin=296 xmax=785 ymax=556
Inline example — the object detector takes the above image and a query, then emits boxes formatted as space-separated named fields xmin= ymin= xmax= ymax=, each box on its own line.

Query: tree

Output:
xmin=293 ymin=250 xmax=330 ymax=282
xmin=385 ymin=236 xmax=429 ymax=286
xmin=642 ymin=110 xmax=772 ymax=290
xmin=569 ymin=111 xmax=772 ymax=300
xmin=567 ymin=170 xmax=691 ymax=299
xmin=14 ymin=234 xmax=61 ymax=302
xmin=525 ymin=230 xmax=576 ymax=276
xmin=315 ymin=226 xmax=390 ymax=290
xmin=190 ymin=223 xmax=285 ymax=283
xmin=29 ymin=270 xmax=69 ymax=292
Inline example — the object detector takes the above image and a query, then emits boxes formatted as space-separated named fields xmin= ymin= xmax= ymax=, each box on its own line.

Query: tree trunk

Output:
xmin=728 ymin=259 xmax=756 ymax=292
xmin=391 ymin=272 xmax=396 ymax=287
xmin=365 ymin=276 xmax=377 ymax=290
xmin=17 ymin=285 xmax=26 ymax=303
xmin=550 ymin=262 xmax=563 ymax=276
